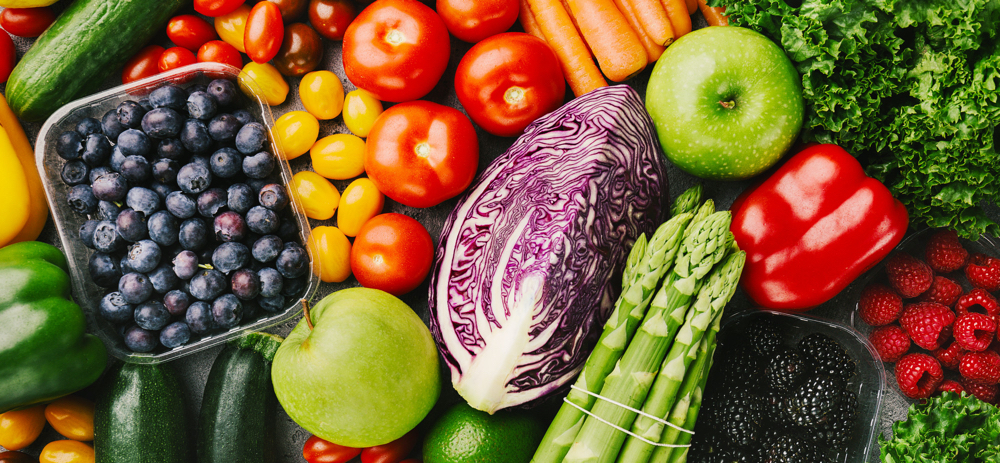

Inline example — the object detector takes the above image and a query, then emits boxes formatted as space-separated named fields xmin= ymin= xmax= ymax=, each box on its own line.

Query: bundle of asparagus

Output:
xmin=532 ymin=186 xmax=745 ymax=463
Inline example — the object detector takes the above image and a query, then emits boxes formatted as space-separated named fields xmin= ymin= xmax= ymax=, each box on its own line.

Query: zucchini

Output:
xmin=94 ymin=362 xmax=192 ymax=463
xmin=6 ymin=0 xmax=185 ymax=121
xmin=198 ymin=332 xmax=284 ymax=463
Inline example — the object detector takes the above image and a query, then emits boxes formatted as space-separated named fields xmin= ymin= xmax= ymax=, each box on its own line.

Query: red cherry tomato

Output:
xmin=302 ymin=435 xmax=361 ymax=463
xmin=245 ymin=1 xmax=285 ymax=63
xmin=166 ymin=14 xmax=219 ymax=51
xmin=360 ymin=430 xmax=418 ymax=463
xmin=0 ymin=32 xmax=13 ymax=84
xmin=365 ymin=100 xmax=479 ymax=208
xmin=351 ymin=214 xmax=434 ymax=296
xmin=197 ymin=40 xmax=243 ymax=69
xmin=122 ymin=45 xmax=165 ymax=84
xmin=435 ymin=0 xmax=517 ymax=43
xmin=0 ymin=7 xmax=56 ymax=38
xmin=0 ymin=451 xmax=33 ymax=463
xmin=342 ymin=0 xmax=450 ymax=102
xmin=194 ymin=0 xmax=246 ymax=17
xmin=272 ymin=22 xmax=324 ymax=76
xmin=271 ymin=0 xmax=309 ymax=20
xmin=158 ymin=46 xmax=197 ymax=73
xmin=455 ymin=32 xmax=566 ymax=137
xmin=308 ymin=0 xmax=356 ymax=41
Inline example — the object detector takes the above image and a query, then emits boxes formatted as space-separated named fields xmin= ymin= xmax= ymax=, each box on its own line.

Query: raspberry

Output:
xmin=932 ymin=341 xmax=967 ymax=371
xmin=899 ymin=302 xmax=956 ymax=351
xmin=953 ymin=313 xmax=997 ymax=352
xmin=885 ymin=253 xmax=934 ymax=298
xmin=869 ymin=325 xmax=910 ymax=362
xmin=858 ymin=284 xmax=903 ymax=326
xmin=916 ymin=276 xmax=963 ymax=307
xmin=936 ymin=379 xmax=965 ymax=396
xmin=955 ymin=288 xmax=1000 ymax=321
xmin=924 ymin=230 xmax=969 ymax=273
xmin=959 ymin=350 xmax=1000 ymax=385
xmin=963 ymin=381 xmax=999 ymax=404
xmin=894 ymin=353 xmax=944 ymax=399
xmin=965 ymin=253 xmax=1000 ymax=292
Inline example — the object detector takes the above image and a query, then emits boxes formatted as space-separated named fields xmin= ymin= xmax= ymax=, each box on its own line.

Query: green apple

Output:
xmin=272 ymin=287 xmax=441 ymax=447
xmin=646 ymin=26 xmax=804 ymax=180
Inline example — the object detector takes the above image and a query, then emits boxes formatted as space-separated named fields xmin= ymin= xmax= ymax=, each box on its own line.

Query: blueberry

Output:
xmin=179 ymin=218 xmax=210 ymax=250
xmin=89 ymin=252 xmax=122 ymax=288
xmin=252 ymin=235 xmax=283 ymax=263
xmin=139 ymin=99 xmax=154 ymax=112
xmin=96 ymin=200 xmax=121 ymax=221
xmin=91 ymin=172 xmax=127 ymax=202
xmin=149 ymin=263 xmax=180 ymax=293
xmin=149 ymin=85 xmax=187 ymax=110
xmin=118 ymin=129 xmax=152 ymax=158
xmin=126 ymin=187 xmax=161 ymax=216
xmin=227 ymin=183 xmax=257 ymax=214
xmin=258 ymin=184 xmax=289 ymax=211
xmin=120 ymin=155 xmax=152 ymax=183
xmin=157 ymin=138 xmax=187 ymax=160
xmin=117 ymin=100 xmax=147 ymax=128
xmin=246 ymin=206 xmax=279 ymax=234
xmin=99 ymin=292 xmax=134 ymax=323
xmin=212 ymin=294 xmax=243 ymax=329
xmin=258 ymin=267 xmax=283 ymax=297
xmin=152 ymin=158 xmax=179 ymax=184
xmin=189 ymin=155 xmax=211 ymax=170
xmin=187 ymin=91 xmax=219 ymax=120
xmin=281 ymin=276 xmax=307 ymax=297
xmin=119 ymin=272 xmax=154 ymax=304
xmin=80 ymin=220 xmax=99 ymax=248
xmin=127 ymin=239 xmax=162 ymax=273
xmin=210 ymin=147 xmax=242 ymax=178
xmin=172 ymin=249 xmax=200 ymax=279
xmin=141 ymin=108 xmax=184 ymax=139
xmin=88 ymin=166 xmax=113 ymax=184
xmin=230 ymin=268 xmax=261 ymax=300
xmin=120 ymin=255 xmax=136 ymax=274
xmin=102 ymin=109 xmax=128 ymax=142
xmin=213 ymin=241 xmax=249 ymax=274
xmin=242 ymin=151 xmax=275 ymax=179
xmin=189 ymin=268 xmax=226 ymax=301
xmin=177 ymin=162 xmax=212 ymax=194
xmin=93 ymin=220 xmax=121 ymax=253
xmin=82 ymin=133 xmax=112 ymax=166
xmin=150 ymin=181 xmax=174 ymax=199
xmin=276 ymin=214 xmax=300 ymax=241
xmin=187 ymin=84 xmax=208 ymax=96
xmin=159 ymin=321 xmax=191 ymax=348
xmin=148 ymin=210 xmax=179 ymax=246
xmin=116 ymin=208 xmax=148 ymax=242
xmin=276 ymin=243 xmax=309 ymax=278
xmin=163 ymin=289 xmax=192 ymax=316
xmin=207 ymin=79 xmax=239 ymax=107
xmin=76 ymin=117 xmax=103 ymax=136
xmin=186 ymin=301 xmax=217 ymax=334
xmin=56 ymin=130 xmax=84 ymax=160
xmin=67 ymin=184 xmax=98 ymax=214
xmin=109 ymin=145 xmax=127 ymax=172
xmin=235 ymin=122 xmax=267 ymax=154
xmin=197 ymin=188 xmax=228 ymax=217
xmin=180 ymin=119 xmax=212 ymax=154
xmin=123 ymin=325 xmax=158 ymax=352
xmin=242 ymin=300 xmax=260 ymax=320
xmin=134 ymin=300 xmax=170 ymax=330
xmin=208 ymin=113 xmax=241 ymax=143
xmin=259 ymin=294 xmax=286 ymax=313
xmin=232 ymin=109 xmax=254 ymax=125
xmin=166 ymin=191 xmax=197 ymax=219
xmin=61 ymin=160 xmax=89 ymax=185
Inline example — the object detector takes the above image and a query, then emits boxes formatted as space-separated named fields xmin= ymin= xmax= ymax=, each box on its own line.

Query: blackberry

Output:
xmin=718 ymin=389 xmax=765 ymax=447
xmin=798 ymin=333 xmax=856 ymax=383
xmin=782 ymin=375 xmax=842 ymax=428
xmin=760 ymin=390 xmax=788 ymax=428
xmin=765 ymin=347 xmax=812 ymax=392
xmin=722 ymin=344 xmax=766 ymax=390
xmin=748 ymin=317 xmax=784 ymax=356
xmin=759 ymin=434 xmax=819 ymax=463
xmin=810 ymin=390 xmax=857 ymax=447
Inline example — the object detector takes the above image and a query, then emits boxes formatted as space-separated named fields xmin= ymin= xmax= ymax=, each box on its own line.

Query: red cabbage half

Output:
xmin=429 ymin=85 xmax=667 ymax=413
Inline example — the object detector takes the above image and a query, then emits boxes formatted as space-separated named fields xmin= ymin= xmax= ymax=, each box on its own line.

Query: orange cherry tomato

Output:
xmin=195 ymin=0 xmax=246 ymax=17
xmin=197 ymin=40 xmax=243 ymax=69
xmin=351 ymin=213 xmax=434 ymax=296
xmin=245 ymin=1 xmax=285 ymax=63
xmin=0 ymin=7 xmax=56 ymax=38
xmin=308 ymin=0 xmax=356 ymax=41
xmin=360 ymin=429 xmax=419 ymax=463
xmin=158 ymin=47 xmax=197 ymax=73
xmin=302 ymin=435 xmax=361 ymax=463
xmin=167 ymin=14 xmax=219 ymax=51
xmin=122 ymin=45 xmax=165 ymax=84
xmin=436 ymin=0 xmax=518 ymax=43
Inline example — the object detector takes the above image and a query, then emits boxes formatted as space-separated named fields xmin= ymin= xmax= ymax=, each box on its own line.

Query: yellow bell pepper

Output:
xmin=0 ymin=94 xmax=47 ymax=244
xmin=0 ymin=123 xmax=31 ymax=247
xmin=45 ymin=395 xmax=95 ymax=442
xmin=0 ymin=404 xmax=46 ymax=450
xmin=39 ymin=440 xmax=95 ymax=463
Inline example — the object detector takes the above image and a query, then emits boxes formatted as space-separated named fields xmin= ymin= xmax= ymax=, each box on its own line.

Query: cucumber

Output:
xmin=198 ymin=332 xmax=284 ymax=463
xmin=6 ymin=0 xmax=185 ymax=121
xmin=93 ymin=362 xmax=193 ymax=463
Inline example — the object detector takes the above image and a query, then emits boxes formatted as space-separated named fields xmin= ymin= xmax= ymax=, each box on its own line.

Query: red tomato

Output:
xmin=302 ymin=435 xmax=361 ymax=463
xmin=245 ymin=1 xmax=285 ymax=63
xmin=0 ymin=32 xmax=13 ymax=84
xmin=122 ymin=45 xmax=165 ymax=84
xmin=360 ymin=430 xmax=418 ymax=463
xmin=435 ymin=0 xmax=517 ymax=43
xmin=351 ymin=214 xmax=434 ymax=296
xmin=197 ymin=40 xmax=243 ymax=69
xmin=308 ymin=0 xmax=356 ymax=41
xmin=158 ymin=47 xmax=197 ymax=73
xmin=0 ymin=7 xmax=56 ymax=38
xmin=342 ymin=0 xmax=450 ymax=102
xmin=454 ymin=32 xmax=565 ymax=137
xmin=195 ymin=0 xmax=246 ymax=17
xmin=365 ymin=100 xmax=479 ymax=208
xmin=167 ymin=14 xmax=219 ymax=51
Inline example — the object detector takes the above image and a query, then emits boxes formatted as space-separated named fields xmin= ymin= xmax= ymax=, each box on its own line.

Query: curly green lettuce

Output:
xmin=707 ymin=0 xmax=1000 ymax=238
xmin=879 ymin=392 xmax=1000 ymax=462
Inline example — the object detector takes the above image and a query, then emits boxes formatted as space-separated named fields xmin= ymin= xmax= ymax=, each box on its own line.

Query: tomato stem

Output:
xmin=504 ymin=86 xmax=526 ymax=105
xmin=385 ymin=28 xmax=404 ymax=46
xmin=414 ymin=142 xmax=431 ymax=158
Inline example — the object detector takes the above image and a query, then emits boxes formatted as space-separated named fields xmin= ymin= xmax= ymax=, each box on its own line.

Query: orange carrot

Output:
xmin=697 ymin=0 xmax=729 ymax=26
xmin=623 ymin=0 xmax=674 ymax=46
xmin=519 ymin=0 xmax=547 ymax=40
xmin=686 ymin=0 xmax=697 ymax=14
xmin=564 ymin=0 xmax=647 ymax=82
xmin=526 ymin=0 xmax=607 ymax=96
xmin=661 ymin=0 xmax=692 ymax=38
xmin=615 ymin=0 xmax=666 ymax=63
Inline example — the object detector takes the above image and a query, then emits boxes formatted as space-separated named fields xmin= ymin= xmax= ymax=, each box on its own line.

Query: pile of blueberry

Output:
xmin=57 ymin=79 xmax=309 ymax=353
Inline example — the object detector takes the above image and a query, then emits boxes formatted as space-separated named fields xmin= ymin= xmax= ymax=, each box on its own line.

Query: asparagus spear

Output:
xmin=671 ymin=185 xmax=703 ymax=217
xmin=690 ymin=199 xmax=714 ymax=226
xmin=623 ymin=233 xmax=649 ymax=291
xmin=562 ymin=213 xmax=735 ymax=463
xmin=532 ymin=213 xmax=693 ymax=463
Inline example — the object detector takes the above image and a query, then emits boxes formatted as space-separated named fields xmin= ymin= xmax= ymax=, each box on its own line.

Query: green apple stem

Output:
xmin=719 ymin=100 xmax=736 ymax=109
xmin=301 ymin=299 xmax=314 ymax=331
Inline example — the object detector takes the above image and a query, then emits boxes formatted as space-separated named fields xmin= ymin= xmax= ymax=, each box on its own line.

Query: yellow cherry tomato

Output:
xmin=310 ymin=134 xmax=366 ymax=180
xmin=273 ymin=111 xmax=320 ymax=160
xmin=0 ymin=404 xmax=46 ymax=450
xmin=292 ymin=171 xmax=340 ymax=220
xmin=239 ymin=62 xmax=289 ymax=106
xmin=39 ymin=440 xmax=94 ymax=463
xmin=299 ymin=71 xmax=345 ymax=120
xmin=309 ymin=226 xmax=352 ymax=283
xmin=214 ymin=4 xmax=251 ymax=53
xmin=337 ymin=178 xmax=384 ymax=237
xmin=343 ymin=89 xmax=383 ymax=138
xmin=45 ymin=396 xmax=95 ymax=442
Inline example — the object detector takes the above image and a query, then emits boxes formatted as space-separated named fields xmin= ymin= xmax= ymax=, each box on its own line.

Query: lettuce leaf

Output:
xmin=879 ymin=392 xmax=1000 ymax=463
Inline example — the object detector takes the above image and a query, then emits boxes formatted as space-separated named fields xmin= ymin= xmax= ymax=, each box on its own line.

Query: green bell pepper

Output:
xmin=0 ymin=241 xmax=107 ymax=413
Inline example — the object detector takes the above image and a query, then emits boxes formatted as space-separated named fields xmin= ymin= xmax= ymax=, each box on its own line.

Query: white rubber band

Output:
xmin=563 ymin=386 xmax=694 ymax=448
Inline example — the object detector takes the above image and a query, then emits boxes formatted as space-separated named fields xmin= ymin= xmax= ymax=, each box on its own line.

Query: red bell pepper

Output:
xmin=730 ymin=144 xmax=909 ymax=310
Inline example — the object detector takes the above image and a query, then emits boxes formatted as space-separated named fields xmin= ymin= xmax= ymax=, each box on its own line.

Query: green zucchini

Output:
xmin=198 ymin=332 xmax=284 ymax=463
xmin=94 ymin=362 xmax=193 ymax=463
xmin=6 ymin=0 xmax=185 ymax=121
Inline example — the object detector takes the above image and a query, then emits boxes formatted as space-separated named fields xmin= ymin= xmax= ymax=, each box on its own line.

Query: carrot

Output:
xmin=615 ymin=0 xmax=666 ymax=63
xmin=697 ymin=0 xmax=729 ymax=26
xmin=622 ymin=0 xmax=674 ymax=46
xmin=519 ymin=0 xmax=547 ymax=40
xmin=564 ymin=0 xmax=647 ymax=82
xmin=526 ymin=0 xmax=607 ymax=96
xmin=661 ymin=0 xmax=692 ymax=38
xmin=685 ymin=0 xmax=697 ymax=14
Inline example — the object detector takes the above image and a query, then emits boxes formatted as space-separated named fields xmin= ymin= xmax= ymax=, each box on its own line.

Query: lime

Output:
xmin=423 ymin=402 xmax=546 ymax=463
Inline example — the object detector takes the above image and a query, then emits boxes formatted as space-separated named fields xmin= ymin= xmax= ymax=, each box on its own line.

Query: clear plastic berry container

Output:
xmin=35 ymin=62 xmax=318 ymax=364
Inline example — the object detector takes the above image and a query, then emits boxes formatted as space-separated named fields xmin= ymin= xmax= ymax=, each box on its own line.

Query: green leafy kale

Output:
xmin=707 ymin=0 xmax=1000 ymax=238
xmin=879 ymin=392 xmax=1000 ymax=462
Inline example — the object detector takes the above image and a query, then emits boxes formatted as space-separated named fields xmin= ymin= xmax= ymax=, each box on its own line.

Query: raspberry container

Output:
xmin=35 ymin=62 xmax=318 ymax=364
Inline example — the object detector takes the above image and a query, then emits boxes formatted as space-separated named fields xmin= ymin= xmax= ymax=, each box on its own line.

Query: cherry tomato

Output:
xmin=351 ymin=213 xmax=433 ymax=296
xmin=272 ymin=22 xmax=323 ymax=77
xmin=197 ymin=40 xmax=243 ymax=69
xmin=195 ymin=0 xmax=246 ymax=17
xmin=273 ymin=110 xmax=320 ymax=160
xmin=292 ymin=171 xmax=340 ymax=220
xmin=303 ymin=435 xmax=362 ymax=463
xmin=360 ymin=429 xmax=419 ymax=463
xmin=0 ymin=7 xmax=56 ymax=38
xmin=309 ymin=226 xmax=353 ymax=283
xmin=271 ymin=0 xmax=309 ymax=20
xmin=158 ymin=47 xmax=197 ymax=73
xmin=45 ymin=396 xmax=95 ymax=442
xmin=167 ymin=14 xmax=219 ymax=51
xmin=245 ymin=1 xmax=285 ymax=63
xmin=311 ymin=134 xmax=364 ymax=179
xmin=0 ymin=405 xmax=45 ymax=450
xmin=238 ymin=61 xmax=289 ymax=105
xmin=215 ymin=4 xmax=252 ymax=53
xmin=0 ymin=451 xmax=33 ymax=463
xmin=0 ymin=32 xmax=13 ymax=84
xmin=365 ymin=100 xmax=478 ymax=208
xmin=454 ymin=32 xmax=565 ymax=137
xmin=337 ymin=178 xmax=384 ymax=237
xmin=342 ymin=0 xmax=450 ymax=102
xmin=300 ymin=70 xmax=345 ymax=120
xmin=343 ymin=89 xmax=382 ymax=137
xmin=308 ymin=0 xmax=356 ymax=41
xmin=38 ymin=440 xmax=94 ymax=463
xmin=436 ymin=0 xmax=517 ymax=43
xmin=122 ymin=45 xmax=165 ymax=84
